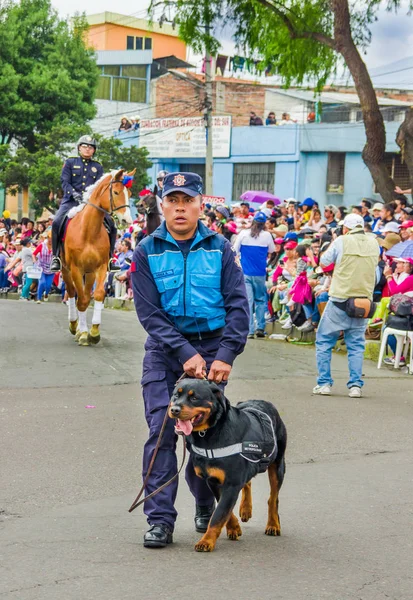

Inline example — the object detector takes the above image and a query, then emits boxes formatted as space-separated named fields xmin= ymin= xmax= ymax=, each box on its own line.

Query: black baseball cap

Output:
xmin=162 ymin=172 xmax=203 ymax=198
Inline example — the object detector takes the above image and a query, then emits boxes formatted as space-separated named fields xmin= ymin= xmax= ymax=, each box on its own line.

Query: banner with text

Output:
xmin=140 ymin=117 xmax=231 ymax=158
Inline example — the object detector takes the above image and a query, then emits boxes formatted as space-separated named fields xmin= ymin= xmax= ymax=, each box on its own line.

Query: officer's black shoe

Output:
xmin=194 ymin=504 xmax=215 ymax=533
xmin=255 ymin=329 xmax=266 ymax=338
xmin=108 ymin=258 xmax=121 ymax=273
xmin=50 ymin=256 xmax=61 ymax=273
xmin=143 ymin=524 xmax=173 ymax=548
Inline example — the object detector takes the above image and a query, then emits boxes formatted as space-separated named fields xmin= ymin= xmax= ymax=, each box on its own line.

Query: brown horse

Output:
xmin=61 ymin=169 xmax=134 ymax=346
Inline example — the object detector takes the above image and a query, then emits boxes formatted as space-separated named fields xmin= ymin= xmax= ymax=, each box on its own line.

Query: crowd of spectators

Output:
xmin=199 ymin=192 xmax=413 ymax=371
xmin=250 ymin=110 xmax=299 ymax=126
xmin=4 ymin=186 xmax=413 ymax=372
xmin=0 ymin=212 xmax=63 ymax=302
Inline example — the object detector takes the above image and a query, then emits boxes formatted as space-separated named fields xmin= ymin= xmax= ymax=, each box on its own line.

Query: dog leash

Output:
xmin=128 ymin=371 xmax=206 ymax=514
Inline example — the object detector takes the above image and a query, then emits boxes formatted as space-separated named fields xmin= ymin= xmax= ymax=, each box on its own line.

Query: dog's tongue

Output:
xmin=175 ymin=419 xmax=193 ymax=436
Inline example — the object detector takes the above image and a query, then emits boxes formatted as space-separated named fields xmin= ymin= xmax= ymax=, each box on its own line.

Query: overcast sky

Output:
xmin=51 ymin=0 xmax=413 ymax=70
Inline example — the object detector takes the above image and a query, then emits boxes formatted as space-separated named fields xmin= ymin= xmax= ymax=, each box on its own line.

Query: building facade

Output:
xmin=119 ymin=121 xmax=411 ymax=207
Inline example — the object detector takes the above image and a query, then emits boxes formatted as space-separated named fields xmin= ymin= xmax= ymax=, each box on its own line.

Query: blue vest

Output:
xmin=141 ymin=221 xmax=227 ymax=335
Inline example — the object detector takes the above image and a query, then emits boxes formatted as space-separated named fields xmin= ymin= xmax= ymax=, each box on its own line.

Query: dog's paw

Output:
xmin=226 ymin=524 xmax=242 ymax=540
xmin=265 ymin=526 xmax=281 ymax=536
xmin=239 ymin=506 xmax=252 ymax=522
xmin=195 ymin=539 xmax=215 ymax=552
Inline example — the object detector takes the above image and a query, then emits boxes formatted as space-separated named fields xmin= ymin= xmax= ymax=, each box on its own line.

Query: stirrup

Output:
xmin=50 ymin=256 xmax=62 ymax=272
xmin=108 ymin=258 xmax=121 ymax=273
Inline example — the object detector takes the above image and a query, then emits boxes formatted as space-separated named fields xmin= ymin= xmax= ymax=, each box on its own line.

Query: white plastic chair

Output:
xmin=377 ymin=327 xmax=413 ymax=373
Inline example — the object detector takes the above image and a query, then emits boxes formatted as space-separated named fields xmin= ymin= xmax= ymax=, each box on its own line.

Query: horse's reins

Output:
xmin=128 ymin=372 xmax=207 ymax=514
xmin=83 ymin=179 xmax=130 ymax=217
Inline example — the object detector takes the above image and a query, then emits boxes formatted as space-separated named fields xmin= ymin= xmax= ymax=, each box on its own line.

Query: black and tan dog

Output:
xmin=169 ymin=379 xmax=287 ymax=552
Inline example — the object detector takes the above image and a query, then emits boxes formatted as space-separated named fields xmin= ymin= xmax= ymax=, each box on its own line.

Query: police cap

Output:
xmin=162 ymin=172 xmax=203 ymax=199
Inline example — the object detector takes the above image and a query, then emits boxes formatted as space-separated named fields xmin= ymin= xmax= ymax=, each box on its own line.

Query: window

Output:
xmin=232 ymin=163 xmax=275 ymax=201
xmin=326 ymin=152 xmax=345 ymax=193
xmin=96 ymin=77 xmax=111 ymax=100
xmin=122 ymin=65 xmax=146 ymax=78
xmin=179 ymin=164 xmax=206 ymax=182
xmin=135 ymin=37 xmax=143 ymax=50
xmin=127 ymin=36 xmax=134 ymax=50
xmin=144 ymin=37 xmax=152 ymax=50
xmin=103 ymin=65 xmax=120 ymax=76
xmin=380 ymin=153 xmax=410 ymax=191
xmin=112 ymin=78 xmax=129 ymax=102
xmin=95 ymin=65 xmax=147 ymax=103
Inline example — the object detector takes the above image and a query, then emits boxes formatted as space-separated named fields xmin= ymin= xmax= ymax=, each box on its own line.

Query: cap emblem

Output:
xmin=173 ymin=174 xmax=186 ymax=187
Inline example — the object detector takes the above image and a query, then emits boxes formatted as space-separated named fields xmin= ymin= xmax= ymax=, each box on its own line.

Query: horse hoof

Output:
xmin=88 ymin=333 xmax=100 ymax=345
xmin=78 ymin=332 xmax=89 ymax=346
xmin=69 ymin=320 xmax=78 ymax=335
xmin=74 ymin=330 xmax=81 ymax=341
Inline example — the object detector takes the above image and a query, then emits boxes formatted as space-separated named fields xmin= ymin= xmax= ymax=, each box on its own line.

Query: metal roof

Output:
xmin=266 ymin=88 xmax=411 ymax=106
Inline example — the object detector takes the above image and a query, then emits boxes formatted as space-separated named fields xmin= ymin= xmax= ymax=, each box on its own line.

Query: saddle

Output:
xmin=60 ymin=215 xmax=112 ymax=243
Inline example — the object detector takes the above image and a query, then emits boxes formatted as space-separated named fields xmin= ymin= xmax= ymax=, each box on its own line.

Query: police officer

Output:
xmin=131 ymin=172 xmax=249 ymax=548
xmin=154 ymin=169 xmax=169 ymax=223
xmin=50 ymin=135 xmax=118 ymax=272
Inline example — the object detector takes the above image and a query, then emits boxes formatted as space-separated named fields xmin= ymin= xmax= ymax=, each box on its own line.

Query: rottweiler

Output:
xmin=168 ymin=379 xmax=287 ymax=552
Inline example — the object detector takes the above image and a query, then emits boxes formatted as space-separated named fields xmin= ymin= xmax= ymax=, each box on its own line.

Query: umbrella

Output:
xmin=385 ymin=240 xmax=413 ymax=259
xmin=240 ymin=191 xmax=281 ymax=205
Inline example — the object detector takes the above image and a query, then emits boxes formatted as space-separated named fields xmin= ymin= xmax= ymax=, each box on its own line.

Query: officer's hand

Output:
xmin=208 ymin=360 xmax=232 ymax=384
xmin=73 ymin=192 xmax=82 ymax=202
xmin=183 ymin=353 xmax=207 ymax=379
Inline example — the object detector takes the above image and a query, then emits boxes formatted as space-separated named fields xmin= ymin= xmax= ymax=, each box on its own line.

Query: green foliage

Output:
xmin=95 ymin=136 xmax=152 ymax=201
xmin=151 ymin=0 xmax=413 ymax=88
xmin=0 ymin=0 xmax=99 ymax=150
xmin=0 ymin=128 xmax=152 ymax=217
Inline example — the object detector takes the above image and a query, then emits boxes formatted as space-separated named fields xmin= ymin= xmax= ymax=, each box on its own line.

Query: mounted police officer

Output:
xmin=131 ymin=172 xmax=249 ymax=548
xmin=50 ymin=135 xmax=118 ymax=272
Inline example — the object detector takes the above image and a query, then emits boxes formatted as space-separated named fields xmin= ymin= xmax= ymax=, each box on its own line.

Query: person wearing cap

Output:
xmin=374 ymin=203 xmax=396 ymax=235
xmin=131 ymin=172 xmax=249 ymax=548
xmin=273 ymin=223 xmax=288 ymax=238
xmin=233 ymin=211 xmax=275 ymax=339
xmin=296 ymin=197 xmax=316 ymax=227
xmin=50 ymin=135 xmax=119 ymax=273
xmin=399 ymin=220 xmax=413 ymax=241
xmin=323 ymin=204 xmax=338 ymax=229
xmin=377 ymin=232 xmax=401 ymax=252
xmin=313 ymin=213 xmax=380 ymax=398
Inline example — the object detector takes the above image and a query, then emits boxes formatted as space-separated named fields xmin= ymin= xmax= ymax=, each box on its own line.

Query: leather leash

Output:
xmin=128 ymin=372 xmax=204 ymax=514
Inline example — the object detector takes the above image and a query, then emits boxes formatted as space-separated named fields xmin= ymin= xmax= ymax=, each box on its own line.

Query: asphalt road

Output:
xmin=1 ymin=299 xmax=413 ymax=600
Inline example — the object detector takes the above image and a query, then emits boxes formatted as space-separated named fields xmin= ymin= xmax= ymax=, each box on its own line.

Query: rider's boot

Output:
xmin=107 ymin=225 xmax=121 ymax=272
xmin=50 ymin=256 xmax=62 ymax=273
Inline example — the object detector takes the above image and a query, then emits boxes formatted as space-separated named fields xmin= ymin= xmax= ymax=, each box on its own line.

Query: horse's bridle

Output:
xmin=83 ymin=178 xmax=130 ymax=217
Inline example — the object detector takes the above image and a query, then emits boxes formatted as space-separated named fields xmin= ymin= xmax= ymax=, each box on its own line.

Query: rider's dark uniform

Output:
xmin=52 ymin=155 xmax=116 ymax=257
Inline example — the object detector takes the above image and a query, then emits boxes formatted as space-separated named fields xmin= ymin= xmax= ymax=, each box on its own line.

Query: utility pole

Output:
xmin=204 ymin=23 xmax=214 ymax=195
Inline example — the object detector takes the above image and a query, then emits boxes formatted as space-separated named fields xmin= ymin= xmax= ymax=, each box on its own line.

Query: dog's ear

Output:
xmin=209 ymin=382 xmax=230 ymax=413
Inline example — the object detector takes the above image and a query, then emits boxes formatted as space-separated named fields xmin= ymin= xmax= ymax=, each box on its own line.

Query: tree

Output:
xmin=0 ymin=0 xmax=99 ymax=151
xmin=0 ymin=128 xmax=153 ymax=217
xmin=152 ymin=0 xmax=413 ymax=201
xmin=396 ymin=108 xmax=413 ymax=193
xmin=95 ymin=136 xmax=152 ymax=202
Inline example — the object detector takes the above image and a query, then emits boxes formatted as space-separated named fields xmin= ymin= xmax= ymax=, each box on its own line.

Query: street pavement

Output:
xmin=1 ymin=299 xmax=413 ymax=600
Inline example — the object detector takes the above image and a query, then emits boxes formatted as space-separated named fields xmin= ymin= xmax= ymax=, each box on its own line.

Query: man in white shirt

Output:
xmin=233 ymin=211 xmax=275 ymax=339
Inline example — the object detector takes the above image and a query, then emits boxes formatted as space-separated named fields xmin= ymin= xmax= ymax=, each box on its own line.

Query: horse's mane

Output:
xmin=67 ymin=172 xmax=113 ymax=219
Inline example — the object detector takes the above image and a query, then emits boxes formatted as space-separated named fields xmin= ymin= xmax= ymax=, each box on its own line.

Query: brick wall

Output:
xmin=152 ymin=72 xmax=268 ymax=124
xmin=153 ymin=73 xmax=204 ymax=119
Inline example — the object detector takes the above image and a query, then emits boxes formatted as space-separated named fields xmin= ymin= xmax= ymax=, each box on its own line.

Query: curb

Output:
xmin=0 ymin=292 xmax=135 ymax=311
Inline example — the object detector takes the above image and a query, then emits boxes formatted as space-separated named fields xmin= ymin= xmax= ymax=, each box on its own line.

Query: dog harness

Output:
xmin=190 ymin=408 xmax=278 ymax=473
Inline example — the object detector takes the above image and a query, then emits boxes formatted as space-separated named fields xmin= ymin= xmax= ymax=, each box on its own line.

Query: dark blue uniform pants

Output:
xmin=141 ymin=336 xmax=222 ymax=530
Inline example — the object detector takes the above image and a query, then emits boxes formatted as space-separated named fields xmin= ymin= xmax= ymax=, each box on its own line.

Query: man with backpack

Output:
xmin=313 ymin=214 xmax=380 ymax=398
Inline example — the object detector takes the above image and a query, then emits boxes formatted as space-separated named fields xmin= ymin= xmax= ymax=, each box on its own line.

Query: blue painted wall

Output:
xmin=118 ymin=121 xmax=409 ymax=207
